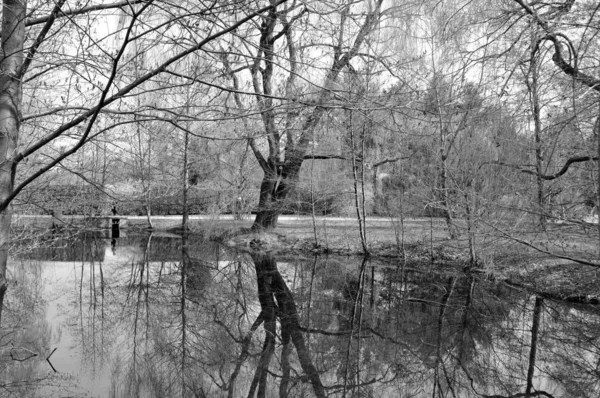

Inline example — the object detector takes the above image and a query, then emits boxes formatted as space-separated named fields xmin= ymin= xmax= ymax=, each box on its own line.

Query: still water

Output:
xmin=1 ymin=232 xmax=599 ymax=397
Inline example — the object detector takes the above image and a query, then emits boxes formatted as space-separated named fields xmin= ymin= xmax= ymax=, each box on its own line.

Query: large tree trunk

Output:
xmin=252 ymin=162 xmax=298 ymax=231
xmin=0 ymin=0 xmax=25 ymax=326
xmin=252 ymin=207 xmax=280 ymax=230
xmin=252 ymin=172 xmax=281 ymax=230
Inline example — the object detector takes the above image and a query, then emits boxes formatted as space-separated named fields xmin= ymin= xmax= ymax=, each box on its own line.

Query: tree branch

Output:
xmin=508 ymin=155 xmax=599 ymax=180
xmin=12 ymin=0 xmax=289 ymax=165
xmin=303 ymin=154 xmax=347 ymax=160
xmin=2 ymin=1 xmax=156 ymax=211
xmin=249 ymin=138 xmax=269 ymax=172
xmin=373 ymin=155 xmax=414 ymax=168
xmin=25 ymin=0 xmax=150 ymax=26
xmin=19 ymin=0 xmax=67 ymax=78
xmin=513 ymin=0 xmax=600 ymax=91
xmin=542 ymin=34 xmax=600 ymax=92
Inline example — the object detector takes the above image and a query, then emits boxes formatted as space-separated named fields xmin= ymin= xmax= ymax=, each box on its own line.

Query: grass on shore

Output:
xmin=12 ymin=213 xmax=600 ymax=300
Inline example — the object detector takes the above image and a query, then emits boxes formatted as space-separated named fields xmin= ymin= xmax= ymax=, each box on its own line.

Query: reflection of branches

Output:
xmin=227 ymin=312 xmax=265 ymax=398
xmin=8 ymin=346 xmax=38 ymax=361
xmin=280 ymin=324 xmax=292 ymax=398
xmin=272 ymin=274 xmax=326 ymax=398
xmin=505 ymin=279 xmax=600 ymax=305
xmin=248 ymin=253 xmax=326 ymax=398
xmin=181 ymin=235 xmax=188 ymax=395
xmin=526 ymin=297 xmax=543 ymax=397
xmin=247 ymin=258 xmax=277 ymax=398
xmin=455 ymin=292 xmax=556 ymax=398
xmin=342 ymin=258 xmax=368 ymax=395
xmin=433 ymin=277 xmax=457 ymax=398
xmin=481 ymin=392 xmax=556 ymax=398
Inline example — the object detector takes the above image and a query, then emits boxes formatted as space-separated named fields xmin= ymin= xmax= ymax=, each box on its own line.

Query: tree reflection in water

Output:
xmin=0 ymin=233 xmax=599 ymax=397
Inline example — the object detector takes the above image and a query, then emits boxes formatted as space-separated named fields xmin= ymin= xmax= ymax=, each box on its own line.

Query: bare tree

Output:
xmin=220 ymin=0 xmax=385 ymax=230
xmin=0 ymin=0 xmax=291 ymax=324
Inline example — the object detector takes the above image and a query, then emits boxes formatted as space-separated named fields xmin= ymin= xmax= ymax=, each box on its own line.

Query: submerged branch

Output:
xmin=505 ymin=280 xmax=600 ymax=305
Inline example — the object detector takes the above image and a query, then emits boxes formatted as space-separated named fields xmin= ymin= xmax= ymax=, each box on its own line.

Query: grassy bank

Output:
xmin=201 ymin=215 xmax=600 ymax=303
xmin=12 ymin=214 xmax=600 ymax=301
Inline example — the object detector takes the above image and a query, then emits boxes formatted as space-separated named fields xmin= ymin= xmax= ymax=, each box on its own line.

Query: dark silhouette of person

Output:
xmin=111 ymin=205 xmax=118 ymax=216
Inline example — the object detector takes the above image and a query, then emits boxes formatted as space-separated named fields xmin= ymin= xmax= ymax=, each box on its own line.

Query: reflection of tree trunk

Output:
xmin=272 ymin=272 xmax=326 ymax=398
xmin=251 ymin=253 xmax=326 ymax=398
xmin=279 ymin=328 xmax=291 ymax=398
xmin=345 ymin=258 xmax=368 ymax=395
xmin=525 ymin=296 xmax=543 ymax=398
xmin=248 ymin=254 xmax=278 ymax=398
xmin=459 ymin=276 xmax=474 ymax=356
xmin=228 ymin=313 xmax=265 ymax=398
xmin=0 ymin=282 xmax=7 ymax=328
xmin=180 ymin=233 xmax=188 ymax=395
xmin=433 ymin=277 xmax=456 ymax=397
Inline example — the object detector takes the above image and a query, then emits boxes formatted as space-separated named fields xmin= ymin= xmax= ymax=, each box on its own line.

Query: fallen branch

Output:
xmin=9 ymin=347 xmax=37 ymax=362
xmin=46 ymin=347 xmax=57 ymax=373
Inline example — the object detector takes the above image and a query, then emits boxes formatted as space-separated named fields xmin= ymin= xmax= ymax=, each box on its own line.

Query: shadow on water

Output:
xmin=0 ymin=231 xmax=600 ymax=396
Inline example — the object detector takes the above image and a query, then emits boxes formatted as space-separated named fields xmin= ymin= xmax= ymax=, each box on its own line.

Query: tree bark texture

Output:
xmin=0 ymin=0 xmax=25 ymax=325
xmin=252 ymin=160 xmax=297 ymax=231
xmin=529 ymin=29 xmax=546 ymax=228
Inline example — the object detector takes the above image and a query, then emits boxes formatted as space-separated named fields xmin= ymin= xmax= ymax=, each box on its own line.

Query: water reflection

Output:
xmin=0 ymin=233 xmax=599 ymax=397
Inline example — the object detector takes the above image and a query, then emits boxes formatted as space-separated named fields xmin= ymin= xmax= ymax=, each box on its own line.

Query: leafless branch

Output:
xmin=25 ymin=0 xmax=150 ymax=26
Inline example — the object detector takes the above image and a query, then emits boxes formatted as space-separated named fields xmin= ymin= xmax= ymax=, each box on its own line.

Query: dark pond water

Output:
xmin=1 ymin=232 xmax=599 ymax=397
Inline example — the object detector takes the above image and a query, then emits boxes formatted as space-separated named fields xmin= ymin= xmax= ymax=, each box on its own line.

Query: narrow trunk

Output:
xmin=440 ymin=154 xmax=458 ymax=239
xmin=350 ymin=123 xmax=368 ymax=253
xmin=145 ymin=192 xmax=153 ymax=230
xmin=309 ymin=146 xmax=319 ymax=246
xmin=433 ymin=277 xmax=456 ymax=397
xmin=464 ymin=185 xmax=477 ymax=267
xmin=182 ymin=130 xmax=189 ymax=230
xmin=525 ymin=296 xmax=543 ymax=397
xmin=0 ymin=0 xmax=25 ymax=326
xmin=529 ymin=28 xmax=546 ymax=228
xmin=596 ymin=109 xmax=600 ymax=257
xmin=180 ymin=233 xmax=188 ymax=395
